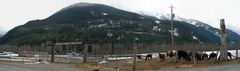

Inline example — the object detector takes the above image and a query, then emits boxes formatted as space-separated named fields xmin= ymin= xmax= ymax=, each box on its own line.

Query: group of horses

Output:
xmin=139 ymin=50 xmax=234 ymax=62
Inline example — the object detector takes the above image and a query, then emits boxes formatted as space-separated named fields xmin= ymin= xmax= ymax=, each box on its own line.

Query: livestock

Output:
xmin=208 ymin=52 xmax=217 ymax=59
xmin=158 ymin=53 xmax=166 ymax=62
xmin=202 ymin=53 xmax=208 ymax=60
xmin=195 ymin=51 xmax=208 ymax=61
xmin=137 ymin=55 xmax=142 ymax=59
xmin=145 ymin=54 xmax=152 ymax=60
xmin=167 ymin=50 xmax=177 ymax=58
xmin=177 ymin=50 xmax=192 ymax=61
xmin=227 ymin=52 xmax=234 ymax=59
xmin=195 ymin=52 xmax=203 ymax=61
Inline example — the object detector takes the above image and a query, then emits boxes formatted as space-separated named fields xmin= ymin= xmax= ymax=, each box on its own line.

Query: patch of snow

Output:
xmin=102 ymin=12 xmax=108 ymax=16
xmin=173 ymin=28 xmax=179 ymax=36
xmin=108 ymin=57 xmax=133 ymax=61
xmin=139 ymin=17 xmax=144 ymax=19
xmin=214 ymin=32 xmax=220 ymax=36
xmin=87 ymin=21 xmax=92 ymax=23
xmin=169 ymin=28 xmax=179 ymax=36
xmin=89 ymin=23 xmax=108 ymax=28
xmin=99 ymin=60 xmax=107 ymax=64
xmin=158 ymin=28 xmax=161 ymax=31
xmin=206 ymin=50 xmax=240 ymax=59
xmin=230 ymin=41 xmax=236 ymax=44
xmin=90 ymin=11 xmax=94 ymax=14
xmin=191 ymin=21 xmax=197 ymax=25
xmin=59 ymin=3 xmax=95 ymax=12
xmin=153 ymin=26 xmax=161 ymax=32
xmin=155 ymin=21 xmax=160 ymax=25
xmin=109 ymin=20 xmax=113 ymax=24
xmin=152 ymin=26 xmax=158 ymax=31
xmin=193 ymin=36 xmax=198 ymax=40
xmin=100 ymin=19 xmax=104 ymax=22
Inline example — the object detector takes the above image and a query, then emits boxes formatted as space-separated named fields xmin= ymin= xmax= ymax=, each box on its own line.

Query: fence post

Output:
xmin=83 ymin=44 xmax=88 ymax=64
xmin=51 ymin=46 xmax=55 ymax=63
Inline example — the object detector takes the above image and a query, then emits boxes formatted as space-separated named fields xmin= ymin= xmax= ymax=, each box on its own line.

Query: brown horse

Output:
xmin=158 ymin=53 xmax=166 ymax=62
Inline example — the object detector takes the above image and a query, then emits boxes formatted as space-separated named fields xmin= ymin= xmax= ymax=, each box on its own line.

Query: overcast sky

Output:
xmin=0 ymin=0 xmax=240 ymax=34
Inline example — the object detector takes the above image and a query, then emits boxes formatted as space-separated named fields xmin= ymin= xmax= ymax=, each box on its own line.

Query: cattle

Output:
xmin=145 ymin=54 xmax=152 ymax=60
xmin=158 ymin=53 xmax=166 ymax=62
xmin=208 ymin=52 xmax=217 ymax=60
xmin=177 ymin=50 xmax=192 ymax=61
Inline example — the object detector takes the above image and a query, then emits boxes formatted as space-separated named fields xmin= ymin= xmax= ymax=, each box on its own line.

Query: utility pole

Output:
xmin=219 ymin=19 xmax=228 ymax=60
xmin=236 ymin=45 xmax=238 ymax=59
xmin=132 ymin=38 xmax=138 ymax=70
xmin=170 ymin=4 xmax=175 ymax=50
xmin=132 ymin=43 xmax=137 ymax=70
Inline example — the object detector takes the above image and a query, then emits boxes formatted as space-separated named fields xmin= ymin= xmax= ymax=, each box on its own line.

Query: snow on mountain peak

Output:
xmin=68 ymin=2 xmax=95 ymax=8
xmin=137 ymin=11 xmax=200 ymax=25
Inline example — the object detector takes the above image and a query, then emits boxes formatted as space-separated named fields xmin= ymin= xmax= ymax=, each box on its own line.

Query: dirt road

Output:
xmin=0 ymin=62 xmax=87 ymax=71
xmin=154 ymin=64 xmax=240 ymax=71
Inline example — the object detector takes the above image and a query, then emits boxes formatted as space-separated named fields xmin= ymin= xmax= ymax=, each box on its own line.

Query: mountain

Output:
xmin=0 ymin=2 xmax=239 ymax=45
xmin=193 ymin=21 xmax=240 ymax=43
xmin=0 ymin=31 xmax=6 ymax=38
xmin=0 ymin=34 xmax=3 ymax=38
xmin=140 ymin=11 xmax=240 ymax=43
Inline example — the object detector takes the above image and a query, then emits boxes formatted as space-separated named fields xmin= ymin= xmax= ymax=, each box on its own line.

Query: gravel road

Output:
xmin=0 ymin=62 xmax=87 ymax=71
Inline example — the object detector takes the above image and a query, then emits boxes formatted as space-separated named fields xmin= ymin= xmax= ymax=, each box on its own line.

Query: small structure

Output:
xmin=47 ymin=42 xmax=82 ymax=63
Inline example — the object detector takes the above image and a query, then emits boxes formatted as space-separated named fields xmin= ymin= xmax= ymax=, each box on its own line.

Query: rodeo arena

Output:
xmin=0 ymin=8 xmax=240 ymax=71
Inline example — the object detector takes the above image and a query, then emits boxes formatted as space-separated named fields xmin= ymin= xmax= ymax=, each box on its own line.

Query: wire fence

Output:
xmin=0 ymin=43 xmax=239 ymax=64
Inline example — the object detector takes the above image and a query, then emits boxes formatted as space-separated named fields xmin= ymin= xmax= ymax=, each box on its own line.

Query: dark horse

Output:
xmin=208 ymin=52 xmax=217 ymax=59
xmin=177 ymin=50 xmax=192 ymax=61
xmin=227 ymin=52 xmax=234 ymax=59
xmin=145 ymin=54 xmax=152 ymax=60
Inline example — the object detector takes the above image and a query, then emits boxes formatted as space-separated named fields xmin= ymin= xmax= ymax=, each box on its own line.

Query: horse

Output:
xmin=177 ymin=50 xmax=192 ymax=61
xmin=195 ymin=51 xmax=204 ymax=61
xmin=145 ymin=54 xmax=152 ymax=60
xmin=202 ymin=53 xmax=208 ymax=60
xmin=158 ymin=53 xmax=166 ymax=62
xmin=227 ymin=52 xmax=235 ymax=59
xmin=195 ymin=51 xmax=208 ymax=61
xmin=137 ymin=55 xmax=142 ymax=59
xmin=167 ymin=50 xmax=177 ymax=58
xmin=208 ymin=52 xmax=217 ymax=60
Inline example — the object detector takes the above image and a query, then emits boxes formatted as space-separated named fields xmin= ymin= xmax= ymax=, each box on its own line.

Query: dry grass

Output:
xmin=75 ymin=58 xmax=240 ymax=71
xmin=75 ymin=63 xmax=117 ymax=71
xmin=0 ymin=60 xmax=25 ymax=64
